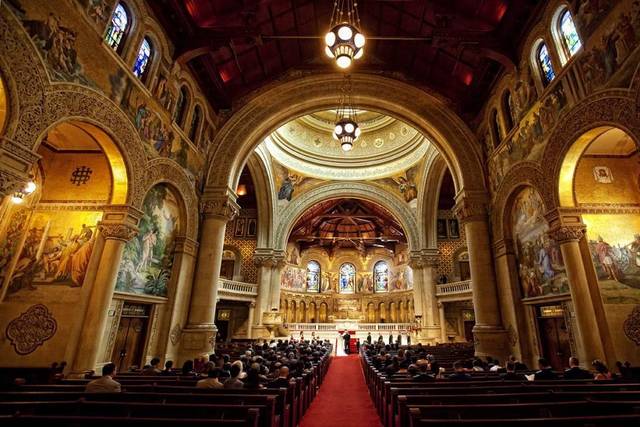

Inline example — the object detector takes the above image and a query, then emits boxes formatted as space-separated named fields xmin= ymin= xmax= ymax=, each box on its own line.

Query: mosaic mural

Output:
xmin=512 ymin=188 xmax=569 ymax=299
xmin=115 ymin=185 xmax=179 ymax=297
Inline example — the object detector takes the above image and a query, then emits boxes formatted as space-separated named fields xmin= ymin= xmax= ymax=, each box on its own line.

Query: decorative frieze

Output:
xmin=201 ymin=197 xmax=240 ymax=221
xmin=98 ymin=222 xmax=138 ymax=241
xmin=547 ymin=225 xmax=585 ymax=244
xmin=453 ymin=194 xmax=487 ymax=224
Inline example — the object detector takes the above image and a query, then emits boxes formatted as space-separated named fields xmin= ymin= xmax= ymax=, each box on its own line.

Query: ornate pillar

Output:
xmin=546 ymin=210 xmax=615 ymax=365
xmin=251 ymin=249 xmax=275 ymax=338
xmin=160 ymin=237 xmax=199 ymax=362
xmin=410 ymin=250 xmax=440 ymax=342
xmin=438 ymin=302 xmax=447 ymax=343
xmin=268 ymin=251 xmax=287 ymax=312
xmin=493 ymin=238 xmax=535 ymax=364
xmin=182 ymin=188 xmax=239 ymax=357
xmin=454 ymin=192 xmax=508 ymax=358
xmin=70 ymin=205 xmax=141 ymax=374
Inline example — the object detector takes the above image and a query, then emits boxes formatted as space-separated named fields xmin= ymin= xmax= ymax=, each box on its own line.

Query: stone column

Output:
xmin=70 ymin=205 xmax=141 ymax=374
xmin=181 ymin=188 xmax=239 ymax=357
xmin=493 ymin=238 xmax=535 ymax=363
xmin=251 ymin=250 xmax=274 ymax=338
xmin=409 ymin=250 xmax=440 ymax=342
xmin=454 ymin=192 xmax=507 ymax=359
xmin=160 ymin=237 xmax=199 ymax=362
xmin=268 ymin=252 xmax=287 ymax=311
xmin=546 ymin=210 xmax=614 ymax=365
xmin=438 ymin=302 xmax=447 ymax=342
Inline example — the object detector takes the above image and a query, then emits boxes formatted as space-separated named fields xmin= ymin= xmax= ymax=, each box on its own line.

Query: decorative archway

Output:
xmin=205 ymin=73 xmax=486 ymax=197
xmin=273 ymin=182 xmax=421 ymax=251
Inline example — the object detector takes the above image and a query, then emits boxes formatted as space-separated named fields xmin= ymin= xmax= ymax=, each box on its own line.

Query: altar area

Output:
xmin=285 ymin=320 xmax=414 ymax=346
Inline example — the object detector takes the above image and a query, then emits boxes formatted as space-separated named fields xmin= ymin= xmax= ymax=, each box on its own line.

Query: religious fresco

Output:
xmin=9 ymin=0 xmax=209 ymax=185
xmin=115 ymin=185 xmax=179 ymax=298
xmin=376 ymin=165 xmax=419 ymax=207
xmin=0 ymin=208 xmax=31 ymax=290
xmin=280 ymin=265 xmax=307 ymax=291
xmin=5 ymin=211 xmax=101 ymax=295
xmin=274 ymin=164 xmax=323 ymax=204
xmin=583 ymin=214 xmax=640 ymax=305
xmin=390 ymin=265 xmax=414 ymax=291
xmin=512 ymin=188 xmax=569 ymax=299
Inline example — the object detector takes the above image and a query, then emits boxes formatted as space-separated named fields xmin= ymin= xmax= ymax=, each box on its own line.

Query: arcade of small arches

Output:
xmin=0 ymin=0 xmax=640 ymax=378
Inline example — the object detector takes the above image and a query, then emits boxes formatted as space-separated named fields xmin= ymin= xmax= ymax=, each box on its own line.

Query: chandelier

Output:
xmin=11 ymin=178 xmax=36 ymax=204
xmin=325 ymin=0 xmax=365 ymax=69
xmin=333 ymin=75 xmax=360 ymax=152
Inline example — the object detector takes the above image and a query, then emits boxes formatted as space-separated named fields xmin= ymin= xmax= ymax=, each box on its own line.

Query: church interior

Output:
xmin=1 ymin=0 xmax=640 ymax=425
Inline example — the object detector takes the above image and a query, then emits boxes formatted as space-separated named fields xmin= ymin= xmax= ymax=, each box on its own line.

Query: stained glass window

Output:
xmin=373 ymin=261 xmax=389 ymax=293
xmin=133 ymin=37 xmax=152 ymax=80
xmin=189 ymin=105 xmax=202 ymax=142
xmin=307 ymin=261 xmax=321 ymax=292
xmin=560 ymin=10 xmax=581 ymax=60
xmin=339 ymin=263 xmax=356 ymax=294
xmin=104 ymin=3 xmax=129 ymax=52
xmin=537 ymin=43 xmax=555 ymax=85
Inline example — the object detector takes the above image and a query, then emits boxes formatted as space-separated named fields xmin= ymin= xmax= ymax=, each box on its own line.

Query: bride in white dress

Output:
xmin=335 ymin=332 xmax=347 ymax=356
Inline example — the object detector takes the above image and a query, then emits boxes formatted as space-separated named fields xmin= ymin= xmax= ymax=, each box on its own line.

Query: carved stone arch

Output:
xmin=137 ymin=157 xmax=199 ymax=240
xmin=0 ymin=6 xmax=50 ymax=138
xmin=205 ymin=73 xmax=486 ymax=198
xmin=273 ymin=182 xmax=421 ymax=252
xmin=492 ymin=162 xmax=546 ymax=241
xmin=539 ymin=91 xmax=640 ymax=210
xmin=17 ymin=85 xmax=149 ymax=205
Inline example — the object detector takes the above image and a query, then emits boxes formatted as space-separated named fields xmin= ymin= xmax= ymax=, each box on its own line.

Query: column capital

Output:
xmin=98 ymin=205 xmax=143 ymax=241
xmin=0 ymin=137 xmax=40 ymax=198
xmin=174 ymin=236 xmax=199 ymax=256
xmin=493 ymin=238 xmax=514 ymax=257
xmin=544 ymin=208 xmax=586 ymax=243
xmin=409 ymin=250 xmax=440 ymax=269
xmin=453 ymin=191 xmax=488 ymax=224
xmin=253 ymin=248 xmax=287 ymax=268
xmin=200 ymin=187 xmax=240 ymax=221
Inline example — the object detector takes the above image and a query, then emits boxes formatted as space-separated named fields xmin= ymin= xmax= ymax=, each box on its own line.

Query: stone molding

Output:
xmin=174 ymin=237 xmax=199 ymax=257
xmin=409 ymin=249 xmax=440 ymax=269
xmin=97 ymin=222 xmax=139 ymax=241
xmin=453 ymin=192 xmax=488 ymax=224
xmin=253 ymin=248 xmax=287 ymax=268
xmin=547 ymin=225 xmax=586 ymax=244
xmin=200 ymin=187 xmax=240 ymax=221
xmin=493 ymin=238 xmax=514 ymax=258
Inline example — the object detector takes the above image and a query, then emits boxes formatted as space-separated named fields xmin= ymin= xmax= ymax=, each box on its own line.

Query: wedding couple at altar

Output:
xmin=335 ymin=331 xmax=351 ymax=356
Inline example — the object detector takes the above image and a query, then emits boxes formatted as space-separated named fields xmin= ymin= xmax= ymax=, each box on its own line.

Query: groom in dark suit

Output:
xmin=343 ymin=332 xmax=351 ymax=354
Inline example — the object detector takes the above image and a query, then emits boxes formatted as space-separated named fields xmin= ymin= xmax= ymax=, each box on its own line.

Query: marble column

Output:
xmin=454 ymin=192 xmax=507 ymax=359
xmin=159 ymin=237 xmax=199 ymax=362
xmin=181 ymin=189 xmax=239 ymax=357
xmin=70 ymin=205 xmax=141 ymax=374
xmin=493 ymin=238 xmax=535 ymax=364
xmin=438 ymin=302 xmax=447 ymax=343
xmin=409 ymin=250 xmax=440 ymax=342
xmin=546 ymin=210 xmax=615 ymax=365
xmin=251 ymin=249 xmax=275 ymax=338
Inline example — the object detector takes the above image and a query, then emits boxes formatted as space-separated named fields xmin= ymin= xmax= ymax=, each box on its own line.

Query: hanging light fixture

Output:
xmin=325 ymin=0 xmax=365 ymax=69
xmin=10 ymin=177 xmax=36 ymax=204
xmin=333 ymin=75 xmax=360 ymax=152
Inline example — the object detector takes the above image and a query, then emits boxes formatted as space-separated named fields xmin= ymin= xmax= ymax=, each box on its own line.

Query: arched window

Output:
xmin=104 ymin=2 xmax=129 ymax=53
xmin=558 ymin=9 xmax=581 ymax=64
xmin=373 ymin=261 xmax=389 ymax=293
xmin=339 ymin=263 xmax=356 ymax=294
xmin=537 ymin=42 xmax=556 ymax=85
xmin=174 ymin=86 xmax=190 ymax=127
xmin=189 ymin=104 xmax=202 ymax=142
xmin=307 ymin=261 xmax=321 ymax=292
xmin=133 ymin=37 xmax=153 ymax=81
xmin=502 ymin=90 xmax=514 ymax=131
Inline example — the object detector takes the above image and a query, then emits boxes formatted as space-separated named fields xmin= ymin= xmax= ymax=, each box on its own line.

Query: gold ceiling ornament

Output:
xmin=325 ymin=0 xmax=365 ymax=69
xmin=333 ymin=74 xmax=360 ymax=152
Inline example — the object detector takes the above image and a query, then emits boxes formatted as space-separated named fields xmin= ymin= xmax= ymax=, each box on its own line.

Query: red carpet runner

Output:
xmin=301 ymin=355 xmax=382 ymax=427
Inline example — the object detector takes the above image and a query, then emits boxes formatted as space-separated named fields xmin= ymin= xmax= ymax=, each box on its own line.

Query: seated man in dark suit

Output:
xmin=563 ymin=357 xmax=593 ymax=379
xmin=413 ymin=359 xmax=435 ymax=381
xmin=448 ymin=360 xmax=472 ymax=381
xmin=501 ymin=362 xmax=527 ymax=381
xmin=534 ymin=357 xmax=558 ymax=380
xmin=268 ymin=366 xmax=291 ymax=389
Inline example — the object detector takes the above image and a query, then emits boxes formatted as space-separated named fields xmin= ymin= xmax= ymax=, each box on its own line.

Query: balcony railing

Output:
xmin=286 ymin=323 xmax=413 ymax=331
xmin=436 ymin=280 xmax=472 ymax=296
xmin=218 ymin=279 xmax=258 ymax=297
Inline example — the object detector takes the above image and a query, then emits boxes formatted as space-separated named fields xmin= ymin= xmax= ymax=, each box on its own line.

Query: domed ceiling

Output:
xmin=263 ymin=110 xmax=431 ymax=180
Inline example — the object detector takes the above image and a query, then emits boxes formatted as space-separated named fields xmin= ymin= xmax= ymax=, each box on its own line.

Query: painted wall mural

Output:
xmin=512 ymin=188 xmax=569 ymax=299
xmin=280 ymin=265 xmax=307 ymax=291
xmin=115 ymin=185 xmax=180 ymax=298
xmin=6 ymin=211 xmax=101 ymax=295
xmin=583 ymin=214 xmax=640 ymax=305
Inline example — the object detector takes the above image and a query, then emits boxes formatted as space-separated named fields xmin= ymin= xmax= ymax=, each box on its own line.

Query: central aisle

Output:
xmin=301 ymin=355 xmax=382 ymax=427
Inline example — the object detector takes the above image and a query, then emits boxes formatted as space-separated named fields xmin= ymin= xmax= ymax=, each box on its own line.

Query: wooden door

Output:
xmin=112 ymin=316 xmax=148 ymax=372
xmin=464 ymin=320 xmax=475 ymax=342
xmin=538 ymin=316 xmax=571 ymax=370
xmin=220 ymin=260 xmax=235 ymax=280
xmin=459 ymin=261 xmax=471 ymax=281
